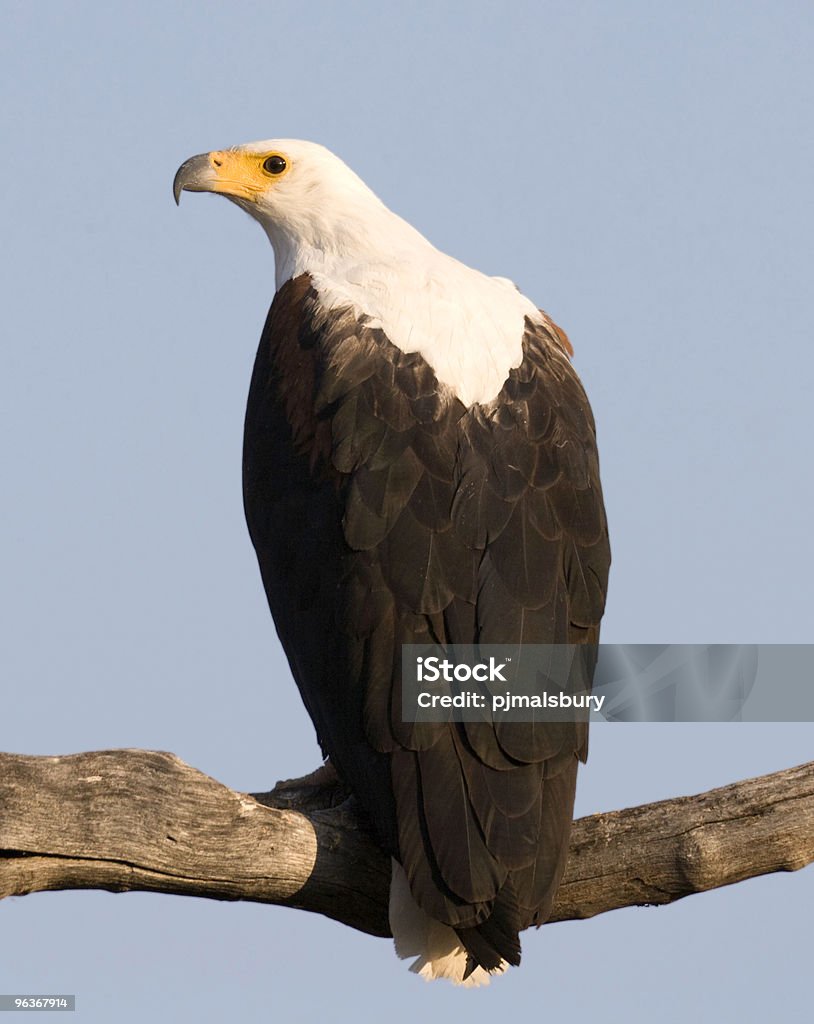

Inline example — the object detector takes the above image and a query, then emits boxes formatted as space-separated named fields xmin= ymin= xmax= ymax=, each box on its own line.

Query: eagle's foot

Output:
xmin=251 ymin=760 xmax=351 ymax=812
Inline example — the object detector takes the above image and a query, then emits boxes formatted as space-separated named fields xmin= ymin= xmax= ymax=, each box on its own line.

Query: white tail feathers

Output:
xmin=389 ymin=860 xmax=508 ymax=988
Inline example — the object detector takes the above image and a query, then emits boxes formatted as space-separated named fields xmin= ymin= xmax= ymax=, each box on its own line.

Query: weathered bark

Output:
xmin=1 ymin=751 xmax=812 ymax=937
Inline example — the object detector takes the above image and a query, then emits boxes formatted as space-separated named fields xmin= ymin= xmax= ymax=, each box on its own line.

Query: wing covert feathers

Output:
xmin=243 ymin=275 xmax=610 ymax=982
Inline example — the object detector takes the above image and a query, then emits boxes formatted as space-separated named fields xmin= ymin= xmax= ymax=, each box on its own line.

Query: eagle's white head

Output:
xmin=173 ymin=139 xmax=423 ymax=285
xmin=174 ymin=138 xmax=378 ymax=210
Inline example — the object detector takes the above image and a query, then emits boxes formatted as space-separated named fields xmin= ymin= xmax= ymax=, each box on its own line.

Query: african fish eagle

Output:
xmin=173 ymin=140 xmax=610 ymax=986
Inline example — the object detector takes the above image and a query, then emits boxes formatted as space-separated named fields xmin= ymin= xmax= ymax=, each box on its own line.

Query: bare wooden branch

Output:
xmin=1 ymin=750 xmax=812 ymax=938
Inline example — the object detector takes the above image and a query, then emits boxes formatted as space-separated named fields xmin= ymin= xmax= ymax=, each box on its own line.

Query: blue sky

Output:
xmin=1 ymin=2 xmax=812 ymax=1021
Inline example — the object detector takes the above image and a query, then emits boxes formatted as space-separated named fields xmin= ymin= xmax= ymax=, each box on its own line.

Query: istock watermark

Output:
xmin=416 ymin=655 xmax=510 ymax=684
xmin=401 ymin=645 xmax=814 ymax=723
xmin=403 ymin=644 xmax=599 ymax=724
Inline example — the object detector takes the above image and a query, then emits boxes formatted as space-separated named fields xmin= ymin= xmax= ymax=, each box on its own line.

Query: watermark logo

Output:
xmin=416 ymin=656 xmax=509 ymax=684
xmin=403 ymin=644 xmax=598 ymax=724
xmin=401 ymin=644 xmax=814 ymax=723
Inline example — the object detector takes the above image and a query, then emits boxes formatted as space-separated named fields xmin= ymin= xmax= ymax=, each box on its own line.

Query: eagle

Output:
xmin=173 ymin=140 xmax=610 ymax=986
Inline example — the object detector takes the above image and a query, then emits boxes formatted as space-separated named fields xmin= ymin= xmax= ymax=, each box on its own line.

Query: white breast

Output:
xmin=269 ymin=199 xmax=541 ymax=407
xmin=310 ymin=251 xmax=541 ymax=406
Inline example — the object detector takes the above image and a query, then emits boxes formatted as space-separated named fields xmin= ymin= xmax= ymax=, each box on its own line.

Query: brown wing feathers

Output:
xmin=243 ymin=274 xmax=610 ymax=970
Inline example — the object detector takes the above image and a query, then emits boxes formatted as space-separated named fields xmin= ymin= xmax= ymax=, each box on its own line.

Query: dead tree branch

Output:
xmin=1 ymin=751 xmax=812 ymax=936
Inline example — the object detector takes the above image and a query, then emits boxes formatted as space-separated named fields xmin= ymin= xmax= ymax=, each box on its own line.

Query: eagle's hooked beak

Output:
xmin=173 ymin=150 xmax=264 ymax=206
xmin=173 ymin=153 xmax=216 ymax=205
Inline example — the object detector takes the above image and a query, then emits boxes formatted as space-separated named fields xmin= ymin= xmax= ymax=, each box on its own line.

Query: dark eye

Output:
xmin=263 ymin=155 xmax=287 ymax=175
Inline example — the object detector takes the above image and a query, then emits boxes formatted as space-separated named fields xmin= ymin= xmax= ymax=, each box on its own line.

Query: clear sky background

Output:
xmin=1 ymin=1 xmax=812 ymax=1020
